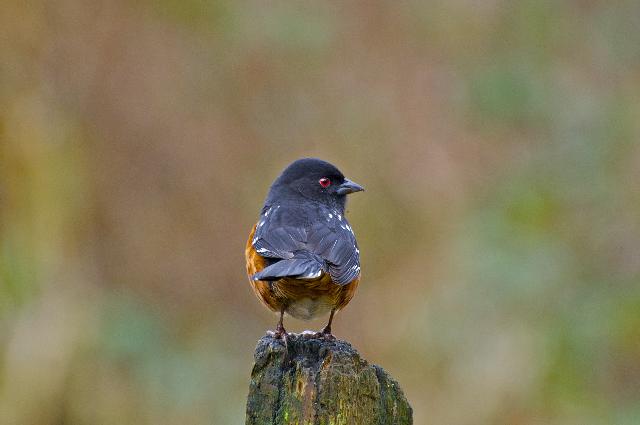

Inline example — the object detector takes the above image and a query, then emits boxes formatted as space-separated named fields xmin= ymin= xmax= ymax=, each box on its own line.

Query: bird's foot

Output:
xmin=273 ymin=325 xmax=290 ymax=366
xmin=274 ymin=322 xmax=287 ymax=340
xmin=314 ymin=326 xmax=336 ymax=341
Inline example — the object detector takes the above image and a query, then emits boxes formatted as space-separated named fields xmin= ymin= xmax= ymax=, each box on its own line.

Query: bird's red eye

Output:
xmin=319 ymin=177 xmax=331 ymax=188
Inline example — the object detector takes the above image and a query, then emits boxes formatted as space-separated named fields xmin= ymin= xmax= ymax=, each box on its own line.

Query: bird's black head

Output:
xmin=265 ymin=158 xmax=364 ymax=212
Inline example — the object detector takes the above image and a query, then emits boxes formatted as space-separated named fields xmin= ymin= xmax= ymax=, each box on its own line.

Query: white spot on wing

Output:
xmin=302 ymin=269 xmax=323 ymax=279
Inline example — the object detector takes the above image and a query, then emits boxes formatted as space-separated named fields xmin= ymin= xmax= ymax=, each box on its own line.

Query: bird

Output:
xmin=245 ymin=158 xmax=364 ymax=339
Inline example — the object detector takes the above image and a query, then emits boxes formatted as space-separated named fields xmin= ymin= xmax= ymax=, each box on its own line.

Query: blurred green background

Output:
xmin=1 ymin=1 xmax=639 ymax=424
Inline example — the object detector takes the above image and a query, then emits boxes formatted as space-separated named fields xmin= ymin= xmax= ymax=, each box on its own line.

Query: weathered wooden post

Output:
xmin=246 ymin=333 xmax=413 ymax=424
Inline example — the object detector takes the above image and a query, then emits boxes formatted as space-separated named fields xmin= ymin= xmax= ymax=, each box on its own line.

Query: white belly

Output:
xmin=286 ymin=297 xmax=333 ymax=321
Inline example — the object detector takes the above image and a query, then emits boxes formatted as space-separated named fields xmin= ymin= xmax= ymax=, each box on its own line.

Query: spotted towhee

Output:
xmin=245 ymin=158 xmax=364 ymax=338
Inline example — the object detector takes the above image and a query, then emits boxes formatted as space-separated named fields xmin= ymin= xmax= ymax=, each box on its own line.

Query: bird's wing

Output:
xmin=251 ymin=205 xmax=360 ymax=285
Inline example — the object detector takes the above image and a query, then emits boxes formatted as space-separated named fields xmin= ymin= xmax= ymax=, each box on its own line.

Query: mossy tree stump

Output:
xmin=246 ymin=332 xmax=412 ymax=425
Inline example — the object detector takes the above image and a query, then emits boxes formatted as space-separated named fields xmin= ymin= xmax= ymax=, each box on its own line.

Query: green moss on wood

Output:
xmin=246 ymin=333 xmax=412 ymax=425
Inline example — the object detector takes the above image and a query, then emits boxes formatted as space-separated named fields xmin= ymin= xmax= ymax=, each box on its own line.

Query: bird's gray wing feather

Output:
xmin=252 ymin=205 xmax=360 ymax=285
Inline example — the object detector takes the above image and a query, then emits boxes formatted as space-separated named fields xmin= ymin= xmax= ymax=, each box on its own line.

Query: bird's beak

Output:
xmin=336 ymin=178 xmax=365 ymax=195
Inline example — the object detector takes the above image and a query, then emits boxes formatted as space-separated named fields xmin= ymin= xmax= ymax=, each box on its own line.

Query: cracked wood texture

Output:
xmin=246 ymin=333 xmax=413 ymax=425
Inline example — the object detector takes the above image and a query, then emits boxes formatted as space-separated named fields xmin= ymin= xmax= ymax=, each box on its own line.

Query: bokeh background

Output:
xmin=2 ymin=1 xmax=639 ymax=424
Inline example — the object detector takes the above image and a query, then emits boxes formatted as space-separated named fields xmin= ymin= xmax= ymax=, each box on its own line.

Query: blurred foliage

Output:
xmin=1 ymin=1 xmax=639 ymax=424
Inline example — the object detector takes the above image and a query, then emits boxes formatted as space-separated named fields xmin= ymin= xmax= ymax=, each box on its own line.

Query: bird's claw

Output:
xmin=274 ymin=326 xmax=287 ymax=340
xmin=313 ymin=328 xmax=335 ymax=340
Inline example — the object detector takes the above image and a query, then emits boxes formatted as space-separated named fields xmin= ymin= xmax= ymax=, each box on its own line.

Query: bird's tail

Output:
xmin=252 ymin=255 xmax=324 ymax=281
